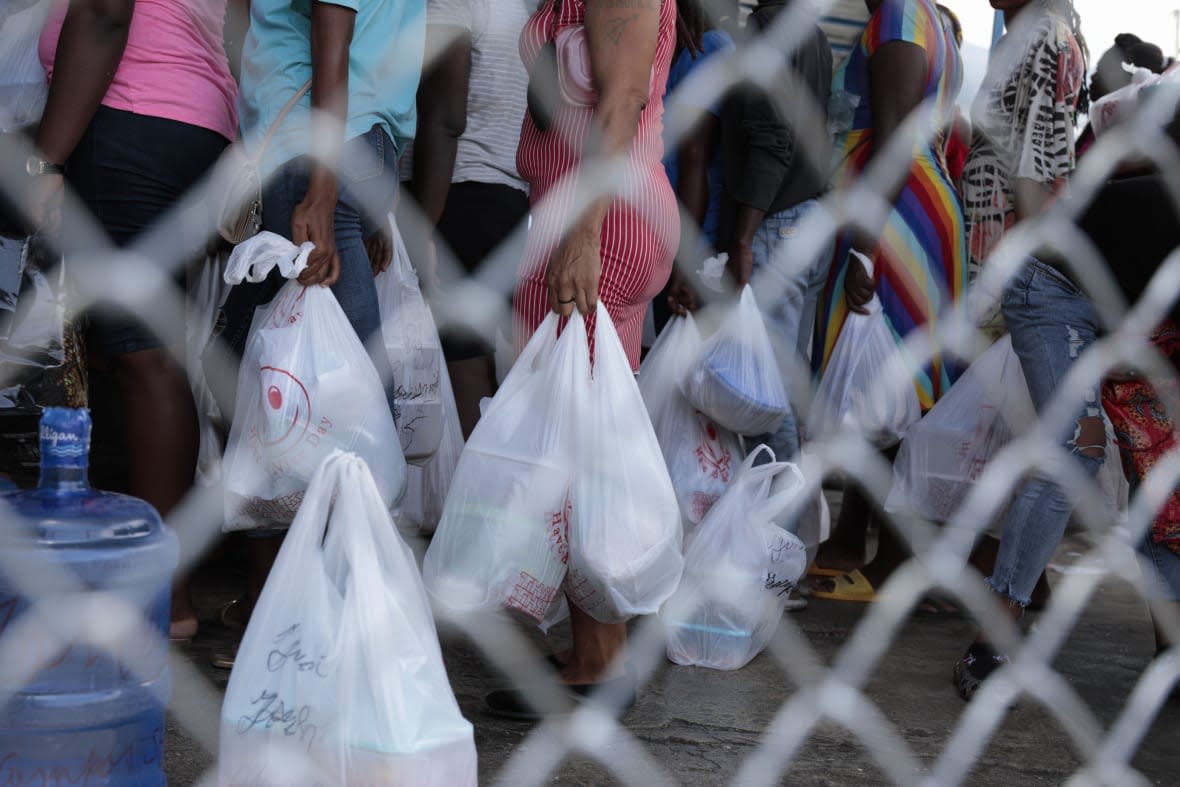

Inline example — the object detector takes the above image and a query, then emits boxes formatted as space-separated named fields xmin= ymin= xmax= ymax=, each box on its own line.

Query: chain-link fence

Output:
xmin=1 ymin=0 xmax=1179 ymax=783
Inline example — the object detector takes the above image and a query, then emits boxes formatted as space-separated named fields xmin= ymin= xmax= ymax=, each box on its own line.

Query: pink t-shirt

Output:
xmin=39 ymin=0 xmax=238 ymax=142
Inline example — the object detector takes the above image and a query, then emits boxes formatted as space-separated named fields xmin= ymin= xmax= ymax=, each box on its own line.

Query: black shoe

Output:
xmin=486 ymin=674 xmax=636 ymax=721
xmin=953 ymin=641 xmax=1009 ymax=701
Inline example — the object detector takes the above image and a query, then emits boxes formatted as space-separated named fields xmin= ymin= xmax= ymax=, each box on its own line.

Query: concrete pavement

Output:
xmin=167 ymin=517 xmax=1180 ymax=786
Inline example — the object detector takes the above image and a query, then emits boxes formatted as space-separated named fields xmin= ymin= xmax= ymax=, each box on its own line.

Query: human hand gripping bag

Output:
xmin=376 ymin=217 xmax=445 ymax=465
xmin=564 ymin=306 xmax=684 ymax=623
xmin=422 ymin=312 xmax=577 ymax=624
xmin=219 ymin=451 xmax=477 ymax=786
xmin=639 ymin=313 xmax=743 ymax=525
xmin=683 ymin=286 xmax=790 ymax=435
xmin=662 ymin=446 xmax=809 ymax=670
xmin=221 ymin=232 xmax=406 ymax=531
xmin=809 ymin=253 xmax=920 ymax=448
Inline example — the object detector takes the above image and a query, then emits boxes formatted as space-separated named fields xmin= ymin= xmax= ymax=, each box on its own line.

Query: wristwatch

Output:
xmin=25 ymin=155 xmax=64 ymax=177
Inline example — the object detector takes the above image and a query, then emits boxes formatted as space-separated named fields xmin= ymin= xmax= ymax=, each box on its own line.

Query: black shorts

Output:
xmin=434 ymin=180 xmax=529 ymax=361
xmin=67 ymin=106 xmax=227 ymax=357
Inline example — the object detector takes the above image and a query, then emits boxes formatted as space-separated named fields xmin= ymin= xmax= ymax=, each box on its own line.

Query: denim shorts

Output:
xmin=67 ymin=106 xmax=228 ymax=357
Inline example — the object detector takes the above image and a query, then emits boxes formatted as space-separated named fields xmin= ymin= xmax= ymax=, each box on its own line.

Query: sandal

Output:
xmin=915 ymin=591 xmax=964 ymax=619
xmin=210 ymin=647 xmax=238 ymax=671
xmin=952 ymin=641 xmax=1009 ymax=701
xmin=808 ymin=569 xmax=877 ymax=602
xmin=486 ymin=674 xmax=636 ymax=721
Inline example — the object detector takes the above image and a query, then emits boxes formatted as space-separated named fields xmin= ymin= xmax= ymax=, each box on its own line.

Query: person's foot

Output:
xmin=558 ymin=653 xmax=626 ymax=686
xmin=169 ymin=616 xmax=198 ymax=642
xmin=810 ymin=543 xmax=864 ymax=575
xmin=170 ymin=589 xmax=199 ymax=642
xmin=485 ymin=666 xmax=636 ymax=720
xmin=953 ymin=641 xmax=1009 ymax=701
xmin=808 ymin=559 xmax=893 ymax=597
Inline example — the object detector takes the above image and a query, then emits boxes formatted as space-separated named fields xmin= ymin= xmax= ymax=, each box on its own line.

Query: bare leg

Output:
xmin=447 ymin=355 xmax=497 ymax=440
xmin=969 ymin=535 xmax=1052 ymax=608
xmin=247 ymin=534 xmax=285 ymax=614
xmin=114 ymin=348 xmax=199 ymax=640
xmin=813 ymin=482 xmax=869 ymax=572
xmin=560 ymin=603 xmax=627 ymax=685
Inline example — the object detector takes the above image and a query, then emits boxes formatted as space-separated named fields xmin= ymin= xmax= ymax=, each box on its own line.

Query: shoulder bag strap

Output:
xmin=251 ymin=79 xmax=313 ymax=163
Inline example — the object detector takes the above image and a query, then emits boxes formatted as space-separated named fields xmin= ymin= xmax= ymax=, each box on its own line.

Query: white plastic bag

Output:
xmin=684 ymin=286 xmax=790 ymax=435
xmin=885 ymin=335 xmax=1034 ymax=521
xmin=222 ymin=232 xmax=406 ymax=531
xmin=564 ymin=305 xmax=684 ymax=623
xmin=376 ymin=218 xmax=444 ymax=465
xmin=219 ymin=451 xmax=476 ymax=787
xmin=0 ymin=0 xmax=51 ymax=133
xmin=423 ymin=313 xmax=576 ymax=623
xmin=809 ymin=254 xmax=920 ymax=447
xmin=396 ymin=363 xmax=464 ymax=536
xmin=1090 ymin=62 xmax=1176 ymax=136
xmin=639 ymin=314 xmax=743 ymax=524
xmin=187 ymin=252 xmax=230 ymax=487
xmin=663 ymin=446 xmax=809 ymax=670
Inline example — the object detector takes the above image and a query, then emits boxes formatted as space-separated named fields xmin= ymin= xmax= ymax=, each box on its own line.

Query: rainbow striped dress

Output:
xmin=814 ymin=0 xmax=967 ymax=411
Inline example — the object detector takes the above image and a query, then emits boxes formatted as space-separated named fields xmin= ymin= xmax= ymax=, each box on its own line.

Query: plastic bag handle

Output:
xmin=224 ymin=231 xmax=314 ymax=284
xmin=276 ymin=450 xmax=355 ymax=557
xmin=387 ymin=215 xmax=416 ymax=282
xmin=756 ymin=463 xmax=807 ymax=518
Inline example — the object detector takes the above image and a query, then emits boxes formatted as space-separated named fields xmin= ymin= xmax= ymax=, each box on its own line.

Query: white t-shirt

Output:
xmin=425 ymin=0 xmax=531 ymax=194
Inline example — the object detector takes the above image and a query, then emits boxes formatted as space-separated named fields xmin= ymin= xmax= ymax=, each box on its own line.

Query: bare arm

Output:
xmin=547 ymin=0 xmax=662 ymax=316
xmin=34 ymin=0 xmax=134 ymax=166
xmin=410 ymin=26 xmax=472 ymax=226
xmin=292 ymin=1 xmax=355 ymax=287
xmin=27 ymin=0 xmax=133 ymax=228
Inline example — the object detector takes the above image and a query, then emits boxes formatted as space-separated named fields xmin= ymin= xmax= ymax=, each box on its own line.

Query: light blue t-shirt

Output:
xmin=239 ymin=0 xmax=427 ymax=173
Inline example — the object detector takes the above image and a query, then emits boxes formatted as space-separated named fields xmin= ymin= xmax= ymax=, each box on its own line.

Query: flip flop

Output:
xmin=809 ymin=569 xmax=877 ymax=602
xmin=806 ymin=563 xmax=848 ymax=578
xmin=485 ymin=674 xmax=636 ymax=721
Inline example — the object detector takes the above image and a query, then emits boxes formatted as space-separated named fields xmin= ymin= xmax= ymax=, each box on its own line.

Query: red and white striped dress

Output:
xmin=514 ymin=0 xmax=679 ymax=371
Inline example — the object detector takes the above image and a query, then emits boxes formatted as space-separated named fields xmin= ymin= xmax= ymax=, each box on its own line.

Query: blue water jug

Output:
xmin=0 ymin=408 xmax=178 ymax=785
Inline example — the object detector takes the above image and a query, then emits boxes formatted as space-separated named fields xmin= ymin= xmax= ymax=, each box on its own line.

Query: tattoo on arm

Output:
xmin=606 ymin=13 xmax=639 ymax=45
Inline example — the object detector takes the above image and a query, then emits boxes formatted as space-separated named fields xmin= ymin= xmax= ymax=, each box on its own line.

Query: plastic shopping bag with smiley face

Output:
xmin=222 ymin=233 xmax=406 ymax=531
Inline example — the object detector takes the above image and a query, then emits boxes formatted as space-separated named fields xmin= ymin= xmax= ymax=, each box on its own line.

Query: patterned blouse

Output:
xmin=961 ymin=3 xmax=1085 ymax=281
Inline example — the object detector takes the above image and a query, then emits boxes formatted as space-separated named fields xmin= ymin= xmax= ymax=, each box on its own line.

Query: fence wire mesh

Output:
xmin=1 ymin=0 xmax=1179 ymax=784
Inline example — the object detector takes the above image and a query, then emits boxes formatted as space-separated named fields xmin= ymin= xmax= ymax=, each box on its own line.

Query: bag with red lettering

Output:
xmin=564 ymin=305 xmax=684 ymax=623
xmin=219 ymin=451 xmax=476 ymax=786
xmin=221 ymin=232 xmax=406 ymax=531
xmin=423 ymin=311 xmax=577 ymax=624
xmin=662 ymin=446 xmax=809 ymax=670
xmin=639 ymin=314 xmax=743 ymax=524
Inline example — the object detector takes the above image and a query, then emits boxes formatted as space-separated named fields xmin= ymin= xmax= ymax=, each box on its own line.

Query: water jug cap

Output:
xmin=40 ymin=407 xmax=91 ymax=469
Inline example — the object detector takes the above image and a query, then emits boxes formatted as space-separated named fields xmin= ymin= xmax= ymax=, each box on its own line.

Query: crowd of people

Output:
xmin=6 ymin=0 xmax=1180 ymax=724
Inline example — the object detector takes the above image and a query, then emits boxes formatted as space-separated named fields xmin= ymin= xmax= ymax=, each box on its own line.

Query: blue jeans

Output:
xmin=745 ymin=199 xmax=834 ymax=463
xmin=1139 ymin=535 xmax=1180 ymax=602
xmin=218 ymin=126 xmax=399 ymax=414
xmin=989 ymin=259 xmax=1106 ymax=605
